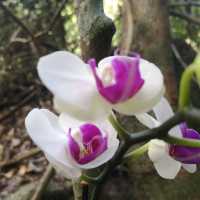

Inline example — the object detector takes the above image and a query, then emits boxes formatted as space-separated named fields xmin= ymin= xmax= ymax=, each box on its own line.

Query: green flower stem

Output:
xmin=164 ymin=135 xmax=200 ymax=148
xmin=179 ymin=65 xmax=195 ymax=110
xmin=124 ymin=143 xmax=149 ymax=161
xmin=108 ymin=113 xmax=130 ymax=140
xmin=72 ymin=179 xmax=83 ymax=200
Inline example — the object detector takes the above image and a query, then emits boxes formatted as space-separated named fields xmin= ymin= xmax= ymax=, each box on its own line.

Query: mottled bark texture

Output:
xmin=121 ymin=0 xmax=177 ymax=105
xmin=75 ymin=0 xmax=115 ymax=62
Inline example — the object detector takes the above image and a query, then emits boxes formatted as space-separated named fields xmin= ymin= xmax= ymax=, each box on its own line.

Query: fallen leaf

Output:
xmin=18 ymin=165 xmax=28 ymax=176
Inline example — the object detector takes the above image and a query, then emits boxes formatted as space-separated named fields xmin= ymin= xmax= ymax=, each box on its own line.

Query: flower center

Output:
xmin=97 ymin=64 xmax=116 ymax=87
xmin=68 ymin=123 xmax=108 ymax=165
xmin=88 ymin=56 xmax=144 ymax=104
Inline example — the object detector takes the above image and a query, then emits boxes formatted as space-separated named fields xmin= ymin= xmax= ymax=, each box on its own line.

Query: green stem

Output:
xmin=179 ymin=65 xmax=195 ymax=110
xmin=124 ymin=143 xmax=149 ymax=160
xmin=164 ymin=135 xmax=200 ymax=148
xmin=72 ymin=179 xmax=83 ymax=200
xmin=108 ymin=113 xmax=129 ymax=140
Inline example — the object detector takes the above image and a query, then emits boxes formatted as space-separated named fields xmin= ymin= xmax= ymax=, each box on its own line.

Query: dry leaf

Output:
xmin=18 ymin=165 xmax=28 ymax=176
xmin=4 ymin=170 xmax=15 ymax=178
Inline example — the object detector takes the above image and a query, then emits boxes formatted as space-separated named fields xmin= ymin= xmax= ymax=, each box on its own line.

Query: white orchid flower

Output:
xmin=37 ymin=51 xmax=164 ymax=120
xmin=25 ymin=109 xmax=119 ymax=180
xmin=136 ymin=97 xmax=200 ymax=179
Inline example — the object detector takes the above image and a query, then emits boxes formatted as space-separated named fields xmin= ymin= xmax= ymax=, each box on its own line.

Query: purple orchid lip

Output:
xmin=68 ymin=123 xmax=108 ymax=165
xmin=88 ymin=55 xmax=144 ymax=104
xmin=169 ymin=123 xmax=200 ymax=164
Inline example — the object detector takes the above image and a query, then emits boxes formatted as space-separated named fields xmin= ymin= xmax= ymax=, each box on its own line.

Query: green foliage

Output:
xmin=170 ymin=0 xmax=200 ymax=48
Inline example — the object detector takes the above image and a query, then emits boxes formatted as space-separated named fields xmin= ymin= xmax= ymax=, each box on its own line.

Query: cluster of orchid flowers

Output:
xmin=25 ymin=51 xmax=200 ymax=180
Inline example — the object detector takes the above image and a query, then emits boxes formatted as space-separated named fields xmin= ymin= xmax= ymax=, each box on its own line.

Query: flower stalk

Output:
xmin=72 ymin=180 xmax=83 ymax=200
xmin=179 ymin=65 xmax=195 ymax=109
xmin=178 ymin=53 xmax=200 ymax=110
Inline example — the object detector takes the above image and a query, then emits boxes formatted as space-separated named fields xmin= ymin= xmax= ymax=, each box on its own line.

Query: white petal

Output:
xmin=153 ymin=97 xmax=182 ymax=138
xmin=148 ymin=139 xmax=181 ymax=179
xmin=38 ymin=51 xmax=110 ymax=120
xmin=45 ymin=153 xmax=81 ymax=180
xmin=54 ymin=96 xmax=110 ymax=121
xmin=111 ymin=58 xmax=164 ymax=115
xmin=168 ymin=126 xmax=182 ymax=138
xmin=58 ymin=112 xmax=84 ymax=131
xmin=25 ymin=109 xmax=76 ymax=171
xmin=136 ymin=113 xmax=160 ymax=129
xmin=182 ymin=164 xmax=197 ymax=173
xmin=153 ymin=97 xmax=174 ymax=123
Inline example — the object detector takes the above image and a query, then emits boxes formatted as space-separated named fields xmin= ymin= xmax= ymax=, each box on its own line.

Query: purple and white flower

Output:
xmin=25 ymin=109 xmax=119 ymax=179
xmin=37 ymin=51 xmax=164 ymax=120
xmin=136 ymin=97 xmax=200 ymax=179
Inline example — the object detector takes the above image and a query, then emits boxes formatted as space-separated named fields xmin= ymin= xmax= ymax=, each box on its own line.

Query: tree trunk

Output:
xmin=121 ymin=0 xmax=177 ymax=105
xmin=75 ymin=0 xmax=115 ymax=62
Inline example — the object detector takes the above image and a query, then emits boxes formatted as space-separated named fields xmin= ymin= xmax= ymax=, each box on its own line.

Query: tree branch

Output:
xmin=0 ymin=2 xmax=41 ymax=55
xmin=171 ymin=43 xmax=187 ymax=68
xmin=0 ymin=148 xmax=41 ymax=169
xmin=39 ymin=0 xmax=68 ymax=36
xmin=0 ymin=2 xmax=34 ymax=39
xmin=0 ymin=87 xmax=38 ymax=123
xmin=170 ymin=10 xmax=200 ymax=26
xmin=75 ymin=0 xmax=115 ymax=62
xmin=170 ymin=2 xmax=200 ymax=8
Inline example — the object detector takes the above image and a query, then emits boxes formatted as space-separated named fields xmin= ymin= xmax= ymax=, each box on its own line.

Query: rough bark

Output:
xmin=121 ymin=0 xmax=177 ymax=105
xmin=75 ymin=0 xmax=115 ymax=62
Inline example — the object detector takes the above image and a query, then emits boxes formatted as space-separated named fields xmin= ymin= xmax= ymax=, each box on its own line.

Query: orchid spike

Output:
xmin=37 ymin=51 xmax=164 ymax=120
xmin=25 ymin=109 xmax=119 ymax=180
xmin=136 ymin=97 xmax=200 ymax=179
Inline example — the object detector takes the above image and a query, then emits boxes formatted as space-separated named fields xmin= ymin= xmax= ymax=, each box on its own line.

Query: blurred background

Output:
xmin=0 ymin=0 xmax=200 ymax=199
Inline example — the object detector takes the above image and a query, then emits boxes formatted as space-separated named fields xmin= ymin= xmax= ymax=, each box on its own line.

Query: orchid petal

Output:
xmin=153 ymin=97 xmax=182 ymax=137
xmin=58 ymin=112 xmax=84 ymax=131
xmin=153 ymin=97 xmax=174 ymax=122
xmin=136 ymin=113 xmax=160 ymax=129
xmin=148 ymin=139 xmax=181 ymax=179
xmin=25 ymin=109 xmax=76 ymax=172
xmin=45 ymin=153 xmax=81 ymax=179
xmin=182 ymin=164 xmax=197 ymax=173
xmin=111 ymin=58 xmax=164 ymax=115
xmin=38 ymin=51 xmax=110 ymax=120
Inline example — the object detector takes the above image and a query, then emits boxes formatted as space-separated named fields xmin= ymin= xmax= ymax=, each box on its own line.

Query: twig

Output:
xmin=170 ymin=10 xmax=200 ymax=26
xmin=0 ymin=2 xmax=40 ymax=55
xmin=171 ymin=43 xmax=187 ymax=68
xmin=46 ymin=0 xmax=68 ymax=33
xmin=31 ymin=165 xmax=54 ymax=200
xmin=0 ymin=87 xmax=38 ymax=123
xmin=36 ymin=0 xmax=68 ymax=38
xmin=170 ymin=2 xmax=200 ymax=8
xmin=0 ymin=86 xmax=36 ymax=111
xmin=0 ymin=2 xmax=34 ymax=39
xmin=0 ymin=148 xmax=41 ymax=169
